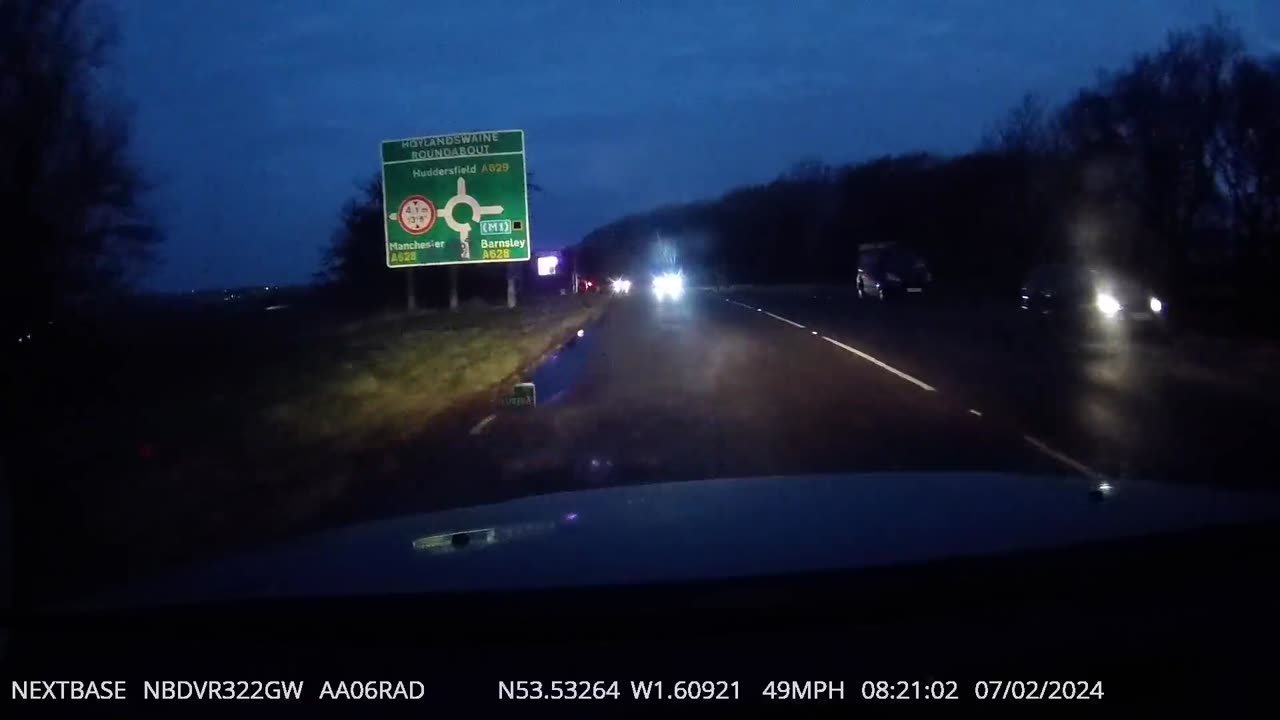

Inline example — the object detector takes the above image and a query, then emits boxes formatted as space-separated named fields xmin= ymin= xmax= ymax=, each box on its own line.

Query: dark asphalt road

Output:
xmin=322 ymin=283 xmax=1280 ymax=538
xmin=720 ymin=287 xmax=1280 ymax=490
xmin=353 ymin=289 xmax=1095 ymax=522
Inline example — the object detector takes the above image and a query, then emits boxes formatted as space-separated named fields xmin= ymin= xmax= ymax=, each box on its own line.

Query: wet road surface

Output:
xmin=334 ymin=284 xmax=1280 ymax=532
xmin=357 ymin=289 xmax=1097 ymax=520
xmin=720 ymin=287 xmax=1280 ymax=489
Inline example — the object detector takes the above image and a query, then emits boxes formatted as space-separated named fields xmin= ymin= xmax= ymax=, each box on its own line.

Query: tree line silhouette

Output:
xmin=7 ymin=4 xmax=1275 ymax=326
xmin=4 ymin=0 xmax=158 ymax=339
xmin=573 ymin=21 xmax=1279 ymax=318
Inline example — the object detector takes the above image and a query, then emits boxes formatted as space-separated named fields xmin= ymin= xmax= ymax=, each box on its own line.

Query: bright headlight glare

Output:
xmin=653 ymin=272 xmax=683 ymax=299
xmin=1149 ymin=296 xmax=1162 ymax=313
xmin=1095 ymin=292 xmax=1122 ymax=317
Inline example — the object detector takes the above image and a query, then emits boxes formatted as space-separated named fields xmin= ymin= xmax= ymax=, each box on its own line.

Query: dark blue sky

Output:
xmin=114 ymin=1 xmax=1274 ymax=291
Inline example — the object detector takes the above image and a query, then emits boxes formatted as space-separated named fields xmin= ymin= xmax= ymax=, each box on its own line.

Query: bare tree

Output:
xmin=981 ymin=93 xmax=1052 ymax=154
xmin=1210 ymin=56 xmax=1280 ymax=259
xmin=1 ymin=0 xmax=157 ymax=332
xmin=1052 ymin=21 xmax=1244 ymax=282
xmin=318 ymin=174 xmax=390 ymax=303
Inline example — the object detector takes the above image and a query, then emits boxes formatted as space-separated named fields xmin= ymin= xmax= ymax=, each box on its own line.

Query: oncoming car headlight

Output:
xmin=1095 ymin=292 xmax=1122 ymax=318
xmin=1149 ymin=296 xmax=1163 ymax=314
xmin=652 ymin=272 xmax=684 ymax=300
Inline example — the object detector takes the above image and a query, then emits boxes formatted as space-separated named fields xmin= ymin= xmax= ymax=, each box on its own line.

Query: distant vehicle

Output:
xmin=1020 ymin=263 xmax=1167 ymax=332
xmin=856 ymin=244 xmax=931 ymax=300
xmin=652 ymin=271 xmax=684 ymax=301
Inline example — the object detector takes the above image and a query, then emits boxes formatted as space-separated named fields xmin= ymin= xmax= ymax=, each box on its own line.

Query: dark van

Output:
xmin=856 ymin=244 xmax=931 ymax=301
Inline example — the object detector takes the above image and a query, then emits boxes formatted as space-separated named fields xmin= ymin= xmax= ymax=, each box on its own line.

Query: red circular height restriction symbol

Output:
xmin=397 ymin=195 xmax=436 ymax=236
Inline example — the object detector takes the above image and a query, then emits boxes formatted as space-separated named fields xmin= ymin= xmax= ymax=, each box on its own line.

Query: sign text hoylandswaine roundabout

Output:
xmin=381 ymin=130 xmax=530 ymax=267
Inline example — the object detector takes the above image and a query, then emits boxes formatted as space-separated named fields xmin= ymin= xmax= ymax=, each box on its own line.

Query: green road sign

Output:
xmin=381 ymin=129 xmax=530 ymax=267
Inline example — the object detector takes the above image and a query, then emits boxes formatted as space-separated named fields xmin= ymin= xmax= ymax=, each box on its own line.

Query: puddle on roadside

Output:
xmin=525 ymin=325 xmax=597 ymax=406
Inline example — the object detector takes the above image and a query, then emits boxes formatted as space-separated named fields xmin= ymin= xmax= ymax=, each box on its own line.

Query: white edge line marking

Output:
xmin=821 ymin=336 xmax=936 ymax=392
xmin=469 ymin=414 xmax=497 ymax=435
xmin=763 ymin=311 xmax=805 ymax=329
xmin=1023 ymin=434 xmax=1109 ymax=482
xmin=968 ymin=409 xmax=982 ymax=417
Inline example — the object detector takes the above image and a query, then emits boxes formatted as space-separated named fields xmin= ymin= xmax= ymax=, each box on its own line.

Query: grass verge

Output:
xmin=21 ymin=294 xmax=608 ymax=603
xmin=261 ymin=297 xmax=605 ymax=450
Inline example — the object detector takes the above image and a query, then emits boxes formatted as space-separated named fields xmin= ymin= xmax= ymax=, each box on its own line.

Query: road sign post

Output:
xmin=381 ymin=130 xmax=531 ymax=271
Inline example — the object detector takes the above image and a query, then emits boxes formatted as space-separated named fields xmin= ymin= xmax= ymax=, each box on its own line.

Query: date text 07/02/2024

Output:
xmin=497 ymin=680 xmax=1105 ymax=702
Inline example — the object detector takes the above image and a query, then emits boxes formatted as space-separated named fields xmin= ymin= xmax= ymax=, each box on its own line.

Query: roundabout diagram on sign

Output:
xmin=442 ymin=177 xmax=503 ymax=259
xmin=396 ymin=195 xmax=436 ymax=235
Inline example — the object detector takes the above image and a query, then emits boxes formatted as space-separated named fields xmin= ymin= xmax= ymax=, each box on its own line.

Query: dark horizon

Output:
xmin=114 ymin=0 xmax=1274 ymax=292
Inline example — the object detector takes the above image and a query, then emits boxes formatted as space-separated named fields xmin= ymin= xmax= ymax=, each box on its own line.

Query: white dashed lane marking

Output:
xmin=1023 ymin=434 xmax=1110 ymax=483
xmin=723 ymin=297 xmax=936 ymax=392
xmin=763 ymin=311 xmax=805 ymax=329
xmin=469 ymin=414 xmax=497 ymax=435
xmin=821 ymin=336 xmax=937 ymax=392
xmin=724 ymin=294 xmax=1110 ymax=486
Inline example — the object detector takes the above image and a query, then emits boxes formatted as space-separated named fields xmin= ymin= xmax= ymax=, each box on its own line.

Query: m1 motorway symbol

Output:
xmin=480 ymin=219 xmax=512 ymax=235
xmin=381 ymin=129 xmax=530 ymax=267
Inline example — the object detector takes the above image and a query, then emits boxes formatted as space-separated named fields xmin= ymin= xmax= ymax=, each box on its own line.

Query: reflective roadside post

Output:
xmin=500 ymin=382 xmax=536 ymax=408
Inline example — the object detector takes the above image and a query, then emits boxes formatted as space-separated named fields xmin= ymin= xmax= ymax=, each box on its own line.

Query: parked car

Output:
xmin=856 ymin=244 xmax=931 ymax=300
xmin=1019 ymin=263 xmax=1168 ymax=333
